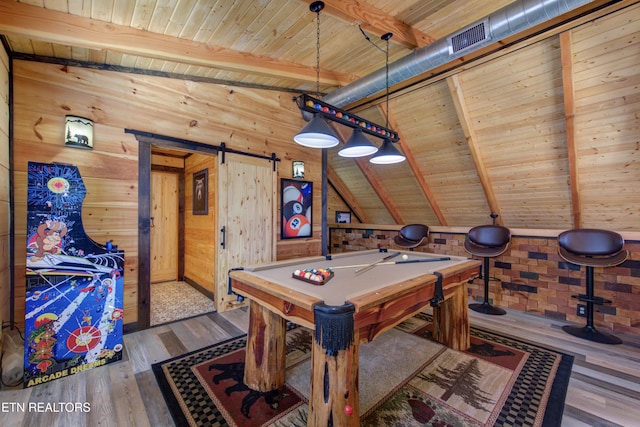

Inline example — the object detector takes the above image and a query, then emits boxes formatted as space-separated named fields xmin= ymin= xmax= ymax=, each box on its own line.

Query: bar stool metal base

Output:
xmin=469 ymin=256 xmax=506 ymax=316
xmin=469 ymin=301 xmax=506 ymax=316
xmin=562 ymin=325 xmax=622 ymax=345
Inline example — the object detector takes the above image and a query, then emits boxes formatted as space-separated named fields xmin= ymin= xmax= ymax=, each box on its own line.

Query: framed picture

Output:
xmin=292 ymin=161 xmax=305 ymax=179
xmin=64 ymin=115 xmax=94 ymax=149
xmin=192 ymin=169 xmax=208 ymax=215
xmin=281 ymin=178 xmax=312 ymax=239
xmin=336 ymin=211 xmax=351 ymax=223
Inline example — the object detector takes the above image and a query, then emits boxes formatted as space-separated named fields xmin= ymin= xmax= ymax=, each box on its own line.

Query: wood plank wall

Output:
xmin=184 ymin=153 xmax=216 ymax=295
xmin=0 ymin=42 xmax=9 ymax=346
xmin=10 ymin=60 xmax=321 ymax=329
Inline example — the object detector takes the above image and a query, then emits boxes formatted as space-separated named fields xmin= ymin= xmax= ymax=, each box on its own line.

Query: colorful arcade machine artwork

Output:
xmin=24 ymin=162 xmax=125 ymax=388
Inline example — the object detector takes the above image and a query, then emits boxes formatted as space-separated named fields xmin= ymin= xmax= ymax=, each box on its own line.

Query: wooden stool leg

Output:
xmin=244 ymin=300 xmax=287 ymax=391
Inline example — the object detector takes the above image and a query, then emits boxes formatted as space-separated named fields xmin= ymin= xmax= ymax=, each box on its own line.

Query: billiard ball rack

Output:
xmin=295 ymin=93 xmax=400 ymax=142
xmin=292 ymin=268 xmax=334 ymax=285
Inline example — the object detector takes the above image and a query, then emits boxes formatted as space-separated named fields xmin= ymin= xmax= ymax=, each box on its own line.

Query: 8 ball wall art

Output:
xmin=281 ymin=179 xmax=312 ymax=239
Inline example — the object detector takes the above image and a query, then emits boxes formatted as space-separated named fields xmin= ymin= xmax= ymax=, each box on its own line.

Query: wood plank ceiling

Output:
xmin=1 ymin=0 xmax=639 ymax=231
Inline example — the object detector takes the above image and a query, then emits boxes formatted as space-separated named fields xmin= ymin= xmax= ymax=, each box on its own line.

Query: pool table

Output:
xmin=229 ymin=249 xmax=480 ymax=426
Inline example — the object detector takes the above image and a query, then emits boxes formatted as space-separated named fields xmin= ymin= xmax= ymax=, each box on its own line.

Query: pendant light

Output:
xmin=370 ymin=138 xmax=406 ymax=164
xmin=338 ymin=128 xmax=378 ymax=157
xmin=370 ymin=33 xmax=405 ymax=164
xmin=294 ymin=1 xmax=339 ymax=148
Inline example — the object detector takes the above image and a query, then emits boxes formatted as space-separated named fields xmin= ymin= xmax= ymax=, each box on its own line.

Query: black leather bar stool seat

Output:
xmin=464 ymin=225 xmax=511 ymax=315
xmin=394 ymin=224 xmax=429 ymax=250
xmin=558 ymin=228 xmax=628 ymax=344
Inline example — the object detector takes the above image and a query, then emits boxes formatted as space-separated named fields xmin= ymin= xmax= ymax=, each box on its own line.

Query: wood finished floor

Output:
xmin=2 ymin=307 xmax=639 ymax=426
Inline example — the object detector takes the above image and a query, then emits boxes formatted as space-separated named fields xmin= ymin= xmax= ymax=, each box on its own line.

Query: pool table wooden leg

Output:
xmin=309 ymin=329 xmax=360 ymax=427
xmin=432 ymin=280 xmax=470 ymax=351
xmin=243 ymin=299 xmax=287 ymax=391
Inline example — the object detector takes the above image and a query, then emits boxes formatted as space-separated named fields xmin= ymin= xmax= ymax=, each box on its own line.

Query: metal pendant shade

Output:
xmin=369 ymin=139 xmax=406 ymax=164
xmin=338 ymin=128 xmax=378 ymax=157
xmin=294 ymin=113 xmax=339 ymax=148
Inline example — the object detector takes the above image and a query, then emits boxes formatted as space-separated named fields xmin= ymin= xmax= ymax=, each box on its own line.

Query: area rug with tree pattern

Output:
xmin=153 ymin=311 xmax=573 ymax=426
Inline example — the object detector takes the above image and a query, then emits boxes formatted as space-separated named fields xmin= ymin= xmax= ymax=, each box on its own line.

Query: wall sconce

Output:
xmin=292 ymin=161 xmax=305 ymax=179
xmin=65 ymin=115 xmax=94 ymax=149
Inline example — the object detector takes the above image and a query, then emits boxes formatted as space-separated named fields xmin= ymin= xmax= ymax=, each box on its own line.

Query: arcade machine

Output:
xmin=24 ymin=162 xmax=125 ymax=387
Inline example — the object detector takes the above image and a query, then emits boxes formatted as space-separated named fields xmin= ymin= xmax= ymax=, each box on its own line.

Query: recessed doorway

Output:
xmin=149 ymin=145 xmax=217 ymax=326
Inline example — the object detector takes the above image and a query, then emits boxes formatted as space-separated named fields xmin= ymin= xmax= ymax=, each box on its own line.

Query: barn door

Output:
xmin=150 ymin=170 xmax=179 ymax=283
xmin=216 ymin=153 xmax=277 ymax=312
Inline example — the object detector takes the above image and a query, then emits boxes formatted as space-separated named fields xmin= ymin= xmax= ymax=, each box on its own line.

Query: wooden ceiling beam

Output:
xmin=560 ymin=30 xmax=581 ymax=228
xmin=327 ymin=165 xmax=368 ymax=223
xmin=0 ymin=0 xmax=352 ymax=86
xmin=301 ymin=0 xmax=435 ymax=49
xmin=380 ymin=103 xmax=447 ymax=225
xmin=447 ymin=74 xmax=502 ymax=224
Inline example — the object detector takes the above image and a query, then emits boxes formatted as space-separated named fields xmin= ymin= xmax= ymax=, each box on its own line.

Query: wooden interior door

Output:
xmin=151 ymin=170 xmax=179 ymax=283
xmin=216 ymin=153 xmax=277 ymax=311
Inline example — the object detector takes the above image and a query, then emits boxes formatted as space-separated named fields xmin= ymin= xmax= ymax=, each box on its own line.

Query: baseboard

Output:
xmin=183 ymin=277 xmax=215 ymax=300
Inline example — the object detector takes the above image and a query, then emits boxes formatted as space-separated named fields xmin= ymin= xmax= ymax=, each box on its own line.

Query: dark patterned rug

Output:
xmin=152 ymin=312 xmax=573 ymax=426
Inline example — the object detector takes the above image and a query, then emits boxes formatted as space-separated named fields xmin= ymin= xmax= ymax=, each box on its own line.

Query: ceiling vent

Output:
xmin=448 ymin=20 xmax=490 ymax=55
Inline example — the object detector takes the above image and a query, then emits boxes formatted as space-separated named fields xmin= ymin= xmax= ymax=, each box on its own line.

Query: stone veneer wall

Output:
xmin=330 ymin=226 xmax=640 ymax=337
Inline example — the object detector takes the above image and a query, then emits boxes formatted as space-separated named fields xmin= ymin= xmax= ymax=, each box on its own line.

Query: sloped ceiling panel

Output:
xmin=456 ymin=36 xmax=573 ymax=229
xmin=392 ymin=80 xmax=490 ymax=226
xmin=337 ymin=105 xmax=439 ymax=225
xmin=362 ymin=158 xmax=438 ymax=225
xmin=329 ymin=152 xmax=396 ymax=224
xmin=572 ymin=4 xmax=640 ymax=231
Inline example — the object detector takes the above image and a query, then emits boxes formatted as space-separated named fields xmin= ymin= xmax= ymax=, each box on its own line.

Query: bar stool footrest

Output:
xmin=571 ymin=294 xmax=612 ymax=305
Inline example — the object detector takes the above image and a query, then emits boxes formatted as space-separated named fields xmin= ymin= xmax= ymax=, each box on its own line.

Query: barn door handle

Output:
xmin=220 ymin=226 xmax=226 ymax=249
xmin=150 ymin=216 xmax=155 ymax=227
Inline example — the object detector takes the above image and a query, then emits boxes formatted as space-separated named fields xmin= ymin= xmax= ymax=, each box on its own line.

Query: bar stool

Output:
xmin=465 ymin=224 xmax=511 ymax=315
xmin=557 ymin=228 xmax=627 ymax=345
xmin=394 ymin=224 xmax=429 ymax=250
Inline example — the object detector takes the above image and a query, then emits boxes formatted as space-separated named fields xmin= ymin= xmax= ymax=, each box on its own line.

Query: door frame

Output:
xmin=131 ymin=129 xmax=279 ymax=331
xmin=137 ymin=138 xmax=218 ymax=330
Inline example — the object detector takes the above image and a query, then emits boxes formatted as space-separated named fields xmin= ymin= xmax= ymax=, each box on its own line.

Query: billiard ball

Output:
xmin=402 ymin=254 xmax=409 ymax=260
xmin=284 ymin=214 xmax=310 ymax=237
xmin=282 ymin=185 xmax=303 ymax=204
xmin=300 ymin=182 xmax=312 ymax=198
xmin=283 ymin=200 xmax=304 ymax=219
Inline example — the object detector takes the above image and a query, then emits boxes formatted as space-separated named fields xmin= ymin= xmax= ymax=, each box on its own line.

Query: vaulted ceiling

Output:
xmin=2 ymin=0 xmax=639 ymax=230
